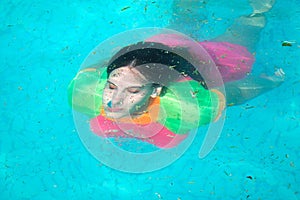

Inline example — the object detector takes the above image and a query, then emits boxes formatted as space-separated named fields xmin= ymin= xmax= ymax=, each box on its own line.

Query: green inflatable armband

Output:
xmin=67 ymin=68 xmax=107 ymax=118
xmin=159 ymin=80 xmax=220 ymax=134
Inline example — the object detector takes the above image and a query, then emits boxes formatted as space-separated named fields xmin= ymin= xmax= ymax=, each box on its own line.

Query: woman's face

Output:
xmin=102 ymin=66 xmax=155 ymax=119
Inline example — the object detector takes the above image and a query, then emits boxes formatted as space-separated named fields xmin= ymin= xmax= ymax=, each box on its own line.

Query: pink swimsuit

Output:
xmin=90 ymin=115 xmax=187 ymax=148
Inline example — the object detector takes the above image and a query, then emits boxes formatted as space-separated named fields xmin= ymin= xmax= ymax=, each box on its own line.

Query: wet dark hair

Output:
xmin=106 ymin=42 xmax=208 ymax=89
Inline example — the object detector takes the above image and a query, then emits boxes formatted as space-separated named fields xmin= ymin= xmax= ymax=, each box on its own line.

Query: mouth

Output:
xmin=106 ymin=107 xmax=123 ymax=112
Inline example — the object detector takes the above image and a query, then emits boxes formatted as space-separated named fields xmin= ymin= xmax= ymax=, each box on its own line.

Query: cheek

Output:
xmin=103 ymin=88 xmax=113 ymax=103
xmin=127 ymin=92 xmax=149 ymax=105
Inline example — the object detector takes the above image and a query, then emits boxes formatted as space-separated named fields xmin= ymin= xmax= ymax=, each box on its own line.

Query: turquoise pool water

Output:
xmin=1 ymin=0 xmax=299 ymax=199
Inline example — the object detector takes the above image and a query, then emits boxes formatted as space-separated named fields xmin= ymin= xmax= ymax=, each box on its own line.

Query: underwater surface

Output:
xmin=1 ymin=0 xmax=300 ymax=199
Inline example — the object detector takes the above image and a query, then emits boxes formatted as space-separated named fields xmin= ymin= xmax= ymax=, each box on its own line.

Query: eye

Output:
xmin=127 ymin=87 xmax=141 ymax=93
xmin=108 ymin=83 xmax=117 ymax=90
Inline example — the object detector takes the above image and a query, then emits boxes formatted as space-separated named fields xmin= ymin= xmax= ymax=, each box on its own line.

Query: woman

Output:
xmin=68 ymin=0 xmax=284 ymax=148
xmin=83 ymin=41 xmax=227 ymax=148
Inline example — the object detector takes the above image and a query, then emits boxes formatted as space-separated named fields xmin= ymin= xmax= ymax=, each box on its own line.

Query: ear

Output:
xmin=150 ymin=86 xmax=162 ymax=98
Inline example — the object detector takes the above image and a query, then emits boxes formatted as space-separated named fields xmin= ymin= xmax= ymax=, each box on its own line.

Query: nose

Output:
xmin=111 ymin=90 xmax=125 ymax=107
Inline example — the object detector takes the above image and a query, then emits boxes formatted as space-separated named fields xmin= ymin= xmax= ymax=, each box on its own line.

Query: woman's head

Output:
xmin=102 ymin=62 xmax=164 ymax=119
xmin=102 ymin=41 xmax=206 ymax=119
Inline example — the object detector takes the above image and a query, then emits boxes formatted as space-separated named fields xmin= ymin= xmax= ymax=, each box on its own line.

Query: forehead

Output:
xmin=108 ymin=66 xmax=150 ymax=86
